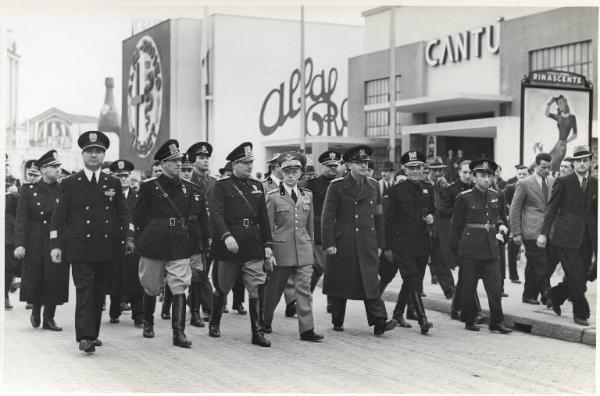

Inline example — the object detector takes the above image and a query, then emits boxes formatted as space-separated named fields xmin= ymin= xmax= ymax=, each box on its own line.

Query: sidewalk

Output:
xmin=381 ymin=255 xmax=597 ymax=346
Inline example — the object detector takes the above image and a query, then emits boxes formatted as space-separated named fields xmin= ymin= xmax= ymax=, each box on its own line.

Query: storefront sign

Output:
xmin=529 ymin=70 xmax=589 ymax=89
xmin=259 ymin=57 xmax=348 ymax=137
xmin=426 ymin=25 xmax=500 ymax=67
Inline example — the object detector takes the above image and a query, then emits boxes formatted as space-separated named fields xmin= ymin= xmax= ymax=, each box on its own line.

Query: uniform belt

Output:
xmin=149 ymin=218 xmax=186 ymax=227
xmin=227 ymin=218 xmax=260 ymax=229
xmin=465 ymin=223 xmax=495 ymax=231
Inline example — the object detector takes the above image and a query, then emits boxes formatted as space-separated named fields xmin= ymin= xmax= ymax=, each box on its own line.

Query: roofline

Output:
xmin=209 ymin=13 xmax=364 ymax=28
xmin=361 ymin=6 xmax=393 ymax=17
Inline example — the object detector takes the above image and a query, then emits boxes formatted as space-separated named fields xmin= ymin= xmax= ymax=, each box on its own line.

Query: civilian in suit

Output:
xmin=538 ymin=145 xmax=597 ymax=326
xmin=510 ymin=153 xmax=554 ymax=304
xmin=50 ymin=132 xmax=135 ymax=353
xmin=263 ymin=152 xmax=323 ymax=342
xmin=503 ymin=165 xmax=530 ymax=284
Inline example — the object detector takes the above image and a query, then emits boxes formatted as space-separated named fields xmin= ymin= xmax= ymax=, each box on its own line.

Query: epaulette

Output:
xmin=330 ymin=177 xmax=344 ymax=183
xmin=217 ymin=175 xmax=230 ymax=180
xmin=267 ymin=189 xmax=279 ymax=195
xmin=459 ymin=189 xmax=472 ymax=195
xmin=142 ymin=177 xmax=157 ymax=183
xmin=489 ymin=188 xmax=498 ymax=193
xmin=367 ymin=177 xmax=377 ymax=182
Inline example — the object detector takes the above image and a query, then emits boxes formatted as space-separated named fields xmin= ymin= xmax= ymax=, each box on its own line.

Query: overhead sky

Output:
xmin=0 ymin=1 xmax=368 ymax=123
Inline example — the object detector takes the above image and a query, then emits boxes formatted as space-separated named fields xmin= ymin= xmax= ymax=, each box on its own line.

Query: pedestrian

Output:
xmin=538 ymin=145 xmax=597 ymax=326
xmin=134 ymin=139 xmax=200 ymax=348
xmin=5 ymin=166 xmax=20 ymax=310
xmin=321 ymin=145 xmax=396 ymax=335
xmin=50 ymin=131 xmax=135 ymax=353
xmin=510 ymin=153 xmax=554 ymax=305
xmin=503 ymin=165 xmax=529 ymax=285
xmin=559 ymin=158 xmax=574 ymax=176
xmin=450 ymin=159 xmax=512 ymax=333
xmin=208 ymin=142 xmax=273 ymax=347
xmin=263 ymin=151 xmax=324 ymax=342
xmin=381 ymin=150 xmax=434 ymax=334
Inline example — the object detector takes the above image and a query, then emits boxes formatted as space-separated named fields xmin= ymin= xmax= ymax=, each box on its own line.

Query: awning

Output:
xmin=365 ymin=93 xmax=512 ymax=113
xmin=401 ymin=116 xmax=518 ymax=137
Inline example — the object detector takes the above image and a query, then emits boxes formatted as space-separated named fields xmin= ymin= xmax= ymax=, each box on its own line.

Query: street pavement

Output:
xmin=1 ymin=281 xmax=596 ymax=394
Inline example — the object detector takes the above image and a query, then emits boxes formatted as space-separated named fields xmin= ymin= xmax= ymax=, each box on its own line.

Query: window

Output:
xmin=365 ymin=109 xmax=403 ymax=137
xmin=365 ymin=76 xmax=402 ymax=105
xmin=529 ymin=41 xmax=592 ymax=79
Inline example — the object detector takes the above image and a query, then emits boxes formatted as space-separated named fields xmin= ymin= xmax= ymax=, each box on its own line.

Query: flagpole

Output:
xmin=300 ymin=5 xmax=306 ymax=154
xmin=388 ymin=6 xmax=396 ymax=162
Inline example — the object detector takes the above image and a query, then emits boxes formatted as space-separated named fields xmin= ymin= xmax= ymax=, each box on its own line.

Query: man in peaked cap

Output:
xmin=382 ymin=150 xmax=434 ymax=334
xmin=321 ymin=145 xmax=396 ymax=335
xmin=134 ymin=139 xmax=208 ymax=348
xmin=208 ymin=142 xmax=274 ymax=347
xmin=538 ymin=145 xmax=597 ymax=326
xmin=263 ymin=152 xmax=324 ymax=342
xmin=450 ymin=158 xmax=512 ymax=334
xmin=50 ymin=131 xmax=136 ymax=353
xmin=305 ymin=150 xmax=341 ymax=304
xmin=24 ymin=159 xmax=41 ymax=184
xmin=106 ymin=159 xmax=144 ymax=328
xmin=14 ymin=150 xmax=69 ymax=332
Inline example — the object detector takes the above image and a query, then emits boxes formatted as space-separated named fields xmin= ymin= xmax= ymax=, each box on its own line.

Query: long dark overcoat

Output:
xmin=321 ymin=174 xmax=384 ymax=300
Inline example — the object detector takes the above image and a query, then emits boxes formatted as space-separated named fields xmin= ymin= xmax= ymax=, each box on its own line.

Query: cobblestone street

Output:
xmin=1 ymin=285 xmax=595 ymax=393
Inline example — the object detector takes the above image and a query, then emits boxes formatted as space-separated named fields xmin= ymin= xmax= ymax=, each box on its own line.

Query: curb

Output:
xmin=380 ymin=289 xmax=596 ymax=346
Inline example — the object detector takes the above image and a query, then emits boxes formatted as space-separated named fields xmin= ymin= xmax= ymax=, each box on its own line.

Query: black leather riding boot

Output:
xmin=249 ymin=297 xmax=270 ymax=347
xmin=161 ymin=284 xmax=173 ymax=319
xmin=190 ymin=281 xmax=204 ymax=327
xmin=142 ymin=293 xmax=156 ymax=338
xmin=209 ymin=291 xmax=225 ymax=337
xmin=411 ymin=291 xmax=433 ymax=335
xmin=172 ymin=294 xmax=192 ymax=348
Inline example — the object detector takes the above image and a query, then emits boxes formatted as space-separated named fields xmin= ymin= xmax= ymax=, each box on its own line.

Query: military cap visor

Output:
xmin=318 ymin=150 xmax=341 ymax=165
xmin=35 ymin=150 xmax=62 ymax=168
xmin=342 ymin=145 xmax=372 ymax=162
xmin=427 ymin=160 xmax=447 ymax=169
xmin=278 ymin=151 xmax=307 ymax=170
xmin=78 ymin=131 xmax=110 ymax=151
xmin=469 ymin=159 xmax=498 ymax=174
xmin=226 ymin=142 xmax=254 ymax=162
xmin=401 ymin=150 xmax=426 ymax=166
xmin=155 ymin=139 xmax=183 ymax=161
xmin=109 ymin=160 xmax=134 ymax=174
xmin=187 ymin=142 xmax=213 ymax=159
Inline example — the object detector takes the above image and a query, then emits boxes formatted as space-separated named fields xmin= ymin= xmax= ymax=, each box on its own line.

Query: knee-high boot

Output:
xmin=411 ymin=291 xmax=433 ymax=335
xmin=143 ymin=293 xmax=156 ymax=338
xmin=249 ymin=296 xmax=270 ymax=347
xmin=172 ymin=294 xmax=191 ymax=348
xmin=190 ymin=281 xmax=204 ymax=328
xmin=161 ymin=284 xmax=172 ymax=319
xmin=209 ymin=291 xmax=225 ymax=337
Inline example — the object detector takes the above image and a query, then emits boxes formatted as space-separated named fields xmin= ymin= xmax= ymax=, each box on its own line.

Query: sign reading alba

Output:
xmin=259 ymin=57 xmax=348 ymax=137
xmin=127 ymin=35 xmax=163 ymax=158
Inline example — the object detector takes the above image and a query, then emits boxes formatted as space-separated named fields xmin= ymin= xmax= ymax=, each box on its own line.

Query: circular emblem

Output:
xmin=127 ymin=35 xmax=163 ymax=158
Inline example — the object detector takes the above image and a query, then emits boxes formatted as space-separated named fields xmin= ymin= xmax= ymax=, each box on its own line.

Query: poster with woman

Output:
xmin=521 ymin=71 xmax=593 ymax=171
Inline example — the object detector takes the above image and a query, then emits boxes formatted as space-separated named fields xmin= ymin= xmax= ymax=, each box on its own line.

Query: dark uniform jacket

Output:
xmin=191 ymin=170 xmax=216 ymax=200
xmin=439 ymin=181 xmax=473 ymax=219
xmin=50 ymin=171 xmax=133 ymax=263
xmin=135 ymin=174 xmax=198 ymax=260
xmin=438 ymin=180 xmax=473 ymax=269
xmin=385 ymin=179 xmax=434 ymax=258
xmin=6 ymin=190 xmax=18 ymax=246
xmin=115 ymin=189 xmax=143 ymax=295
xmin=541 ymin=172 xmax=597 ymax=250
xmin=209 ymin=175 xmax=273 ymax=262
xmin=321 ymin=174 xmax=384 ymax=300
xmin=305 ymin=174 xmax=334 ymax=245
xmin=187 ymin=182 xmax=210 ymax=254
xmin=450 ymin=187 xmax=508 ymax=260
xmin=15 ymin=180 xmax=69 ymax=304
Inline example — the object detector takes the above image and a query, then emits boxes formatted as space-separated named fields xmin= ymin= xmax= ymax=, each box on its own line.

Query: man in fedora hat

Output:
xmin=50 ymin=131 xmax=135 ymax=353
xmin=14 ymin=150 xmax=70 ymax=332
xmin=538 ymin=145 xmax=597 ymax=326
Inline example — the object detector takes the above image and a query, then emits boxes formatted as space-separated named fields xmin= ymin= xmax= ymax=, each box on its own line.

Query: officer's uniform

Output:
xmin=321 ymin=145 xmax=395 ymax=335
xmin=263 ymin=152 xmax=323 ymax=341
xmin=50 ymin=132 xmax=134 ymax=352
xmin=135 ymin=139 xmax=200 ymax=348
xmin=382 ymin=150 xmax=434 ymax=334
xmin=106 ymin=159 xmax=144 ymax=326
xmin=14 ymin=150 xmax=69 ymax=330
xmin=305 ymin=150 xmax=341 ymax=293
xmin=450 ymin=159 xmax=511 ymax=333
xmin=208 ymin=142 xmax=273 ymax=347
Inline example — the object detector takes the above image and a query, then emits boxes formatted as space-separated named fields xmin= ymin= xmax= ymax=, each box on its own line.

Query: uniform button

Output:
xmin=371 ymin=215 xmax=374 ymax=218
xmin=36 ymin=202 xmax=40 ymax=206
xmin=105 ymin=206 xmax=109 ymax=210
xmin=295 ymin=227 xmax=298 ymax=230
xmin=355 ymin=214 xmax=358 ymax=218
xmin=121 ymin=241 xmax=125 ymax=245
xmin=86 ymin=234 xmax=90 ymax=238
xmin=86 ymin=220 xmax=90 ymax=224
xmin=104 ymin=234 xmax=108 ymax=238
xmin=40 ymin=211 xmax=44 ymax=215
xmin=371 ymin=227 xmax=374 ymax=231
xmin=43 ymin=220 xmax=47 ymax=224
xmin=106 ymin=220 xmax=109 ymax=223
xmin=85 ymin=206 xmax=89 ymax=210
xmin=355 ymin=228 xmax=359 ymax=232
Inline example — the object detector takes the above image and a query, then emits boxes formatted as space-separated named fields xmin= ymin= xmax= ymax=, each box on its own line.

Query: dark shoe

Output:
xmin=134 ymin=318 xmax=144 ymax=327
xmin=263 ymin=325 xmax=272 ymax=334
xmin=392 ymin=317 xmax=412 ymax=328
xmin=190 ymin=312 xmax=204 ymax=328
xmin=450 ymin=310 xmax=460 ymax=320
xmin=161 ymin=287 xmax=172 ymax=319
xmin=540 ymin=294 xmax=548 ymax=306
xmin=91 ymin=338 xmax=103 ymax=347
xmin=574 ymin=318 xmax=590 ymax=326
xmin=326 ymin=303 xmax=332 ymax=314
xmin=476 ymin=314 xmax=489 ymax=324
xmin=444 ymin=290 xmax=455 ymax=299
xmin=419 ymin=321 xmax=433 ymax=335
xmin=419 ymin=292 xmax=427 ymax=297
xmin=285 ymin=301 xmax=297 ymax=318
xmin=222 ymin=305 xmax=229 ymax=313
xmin=300 ymin=329 xmax=324 ymax=342
xmin=501 ymin=292 xmax=509 ymax=297
xmin=511 ymin=279 xmax=522 ymax=284
xmin=42 ymin=318 xmax=63 ymax=331
xmin=30 ymin=305 xmax=41 ymax=328
xmin=333 ymin=325 xmax=344 ymax=332
xmin=406 ymin=310 xmax=418 ymax=321
xmin=172 ymin=294 xmax=192 ymax=348
xmin=5 ymin=297 xmax=13 ymax=310
xmin=374 ymin=320 xmax=397 ymax=335
xmin=431 ymin=275 xmax=438 ymax=285
xmin=110 ymin=318 xmax=120 ymax=324
xmin=26 ymin=303 xmax=33 ymax=310
xmin=143 ymin=293 xmax=156 ymax=338
xmin=143 ymin=322 xmax=154 ymax=338
xmin=161 ymin=308 xmax=171 ymax=320
xmin=489 ymin=323 xmax=512 ymax=334
xmin=203 ymin=312 xmax=211 ymax=322
xmin=79 ymin=339 xmax=95 ymax=353
xmin=465 ymin=323 xmax=480 ymax=331
xmin=209 ymin=323 xmax=221 ymax=337
xmin=551 ymin=303 xmax=562 ymax=316
xmin=522 ymin=298 xmax=540 ymax=305
xmin=232 ymin=303 xmax=247 ymax=315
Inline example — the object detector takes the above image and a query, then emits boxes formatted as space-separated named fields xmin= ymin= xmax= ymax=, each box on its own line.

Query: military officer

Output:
xmin=50 ymin=131 xmax=135 ymax=353
xmin=304 ymin=150 xmax=341 ymax=294
xmin=382 ymin=150 xmax=434 ymax=335
xmin=14 ymin=150 xmax=69 ymax=331
xmin=208 ymin=142 xmax=273 ymax=347
xmin=24 ymin=159 xmax=41 ymax=184
xmin=450 ymin=159 xmax=512 ymax=333
xmin=135 ymin=139 xmax=200 ymax=348
xmin=107 ymin=159 xmax=144 ymax=327
xmin=263 ymin=152 xmax=324 ymax=342
xmin=321 ymin=145 xmax=396 ymax=335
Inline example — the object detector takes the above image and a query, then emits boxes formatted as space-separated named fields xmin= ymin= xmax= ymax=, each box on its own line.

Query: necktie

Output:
xmin=541 ymin=177 xmax=548 ymax=203
xmin=91 ymin=172 xmax=97 ymax=185
xmin=291 ymin=188 xmax=298 ymax=203
xmin=582 ymin=176 xmax=588 ymax=192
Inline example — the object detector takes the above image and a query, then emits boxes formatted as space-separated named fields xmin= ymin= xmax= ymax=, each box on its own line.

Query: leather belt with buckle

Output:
xmin=149 ymin=218 xmax=186 ymax=227
xmin=466 ymin=223 xmax=495 ymax=231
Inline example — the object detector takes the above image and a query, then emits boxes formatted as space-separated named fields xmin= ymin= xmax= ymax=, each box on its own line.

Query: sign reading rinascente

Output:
xmin=530 ymin=70 xmax=588 ymax=88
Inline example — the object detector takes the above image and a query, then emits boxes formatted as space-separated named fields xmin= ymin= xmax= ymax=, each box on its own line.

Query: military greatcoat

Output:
xmin=321 ymin=174 xmax=384 ymax=300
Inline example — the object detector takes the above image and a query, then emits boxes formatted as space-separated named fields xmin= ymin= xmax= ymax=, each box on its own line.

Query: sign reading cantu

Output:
xmin=426 ymin=25 xmax=500 ymax=67
xmin=530 ymin=70 xmax=589 ymax=88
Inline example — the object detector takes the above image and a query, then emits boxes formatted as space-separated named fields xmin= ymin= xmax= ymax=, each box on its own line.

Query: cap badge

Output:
xmin=118 ymin=161 xmax=124 ymax=170
xmin=329 ymin=152 xmax=336 ymax=160
xmin=52 ymin=152 xmax=58 ymax=160
xmin=200 ymin=146 xmax=208 ymax=154
xmin=169 ymin=144 xmax=178 ymax=155
xmin=89 ymin=133 xmax=97 ymax=143
xmin=482 ymin=162 xmax=489 ymax=169
xmin=359 ymin=149 xmax=366 ymax=157
xmin=244 ymin=145 xmax=252 ymax=156
xmin=409 ymin=151 xmax=417 ymax=161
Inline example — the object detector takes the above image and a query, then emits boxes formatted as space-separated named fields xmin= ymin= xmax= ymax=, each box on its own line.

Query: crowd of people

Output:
xmin=3 ymin=131 xmax=597 ymax=354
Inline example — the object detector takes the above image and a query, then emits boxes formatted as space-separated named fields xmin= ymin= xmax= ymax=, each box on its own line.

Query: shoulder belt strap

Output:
xmin=154 ymin=180 xmax=185 ymax=219
xmin=226 ymin=179 xmax=257 ymax=219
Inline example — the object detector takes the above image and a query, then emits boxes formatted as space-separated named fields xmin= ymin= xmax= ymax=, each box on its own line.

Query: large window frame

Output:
xmin=529 ymin=40 xmax=592 ymax=79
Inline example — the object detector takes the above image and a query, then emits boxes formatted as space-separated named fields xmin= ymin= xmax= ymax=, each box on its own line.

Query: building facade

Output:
xmin=348 ymin=6 xmax=598 ymax=173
